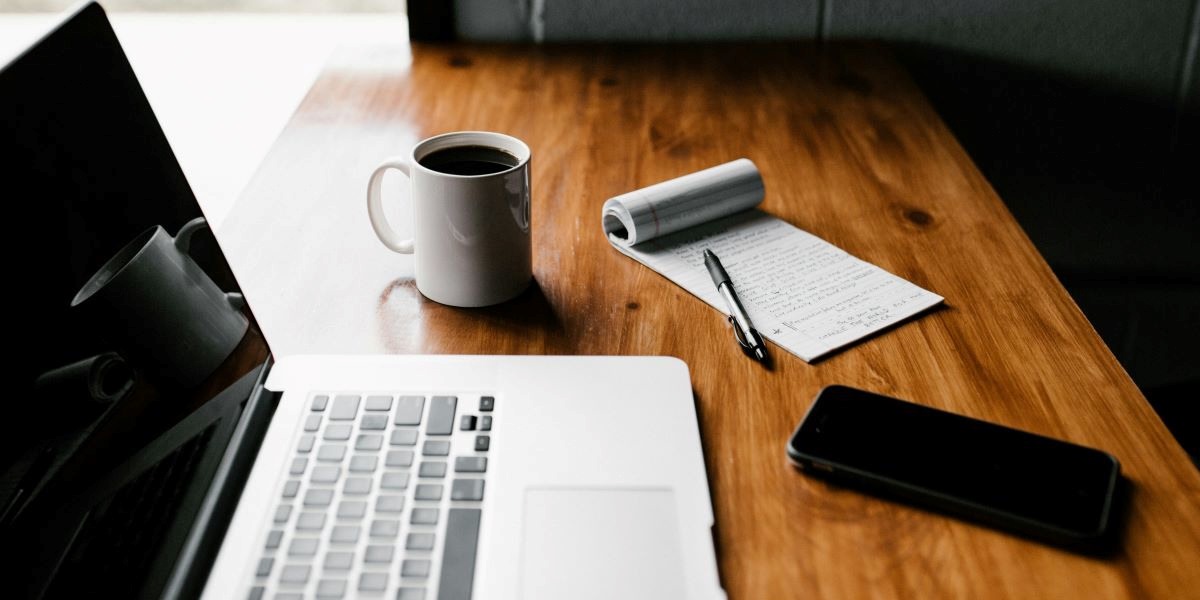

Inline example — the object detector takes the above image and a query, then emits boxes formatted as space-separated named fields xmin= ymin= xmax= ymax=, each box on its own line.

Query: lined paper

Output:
xmin=611 ymin=209 xmax=943 ymax=361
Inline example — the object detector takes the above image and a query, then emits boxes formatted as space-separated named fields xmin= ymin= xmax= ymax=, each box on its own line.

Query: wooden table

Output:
xmin=219 ymin=42 xmax=1200 ymax=599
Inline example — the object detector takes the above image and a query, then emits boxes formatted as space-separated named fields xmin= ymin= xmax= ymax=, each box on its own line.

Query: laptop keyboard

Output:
xmin=249 ymin=393 xmax=494 ymax=600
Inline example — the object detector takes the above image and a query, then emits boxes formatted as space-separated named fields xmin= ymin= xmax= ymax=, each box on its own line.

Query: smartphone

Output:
xmin=787 ymin=385 xmax=1121 ymax=549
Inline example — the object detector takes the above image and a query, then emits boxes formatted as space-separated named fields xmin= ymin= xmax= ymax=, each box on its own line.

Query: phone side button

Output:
xmin=810 ymin=462 xmax=834 ymax=473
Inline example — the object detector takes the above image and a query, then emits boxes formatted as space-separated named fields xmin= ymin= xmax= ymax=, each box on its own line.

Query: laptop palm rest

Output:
xmin=520 ymin=487 xmax=686 ymax=599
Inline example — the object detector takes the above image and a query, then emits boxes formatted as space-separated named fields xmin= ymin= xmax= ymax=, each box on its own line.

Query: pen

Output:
xmin=703 ymin=249 xmax=768 ymax=361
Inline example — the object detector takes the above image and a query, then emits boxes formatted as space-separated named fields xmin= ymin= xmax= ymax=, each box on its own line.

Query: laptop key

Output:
xmin=450 ymin=479 xmax=485 ymax=501
xmin=426 ymin=396 xmax=457 ymax=435
xmin=479 ymin=396 xmax=494 ymax=411
xmin=479 ymin=416 xmax=492 ymax=431
xmin=324 ymin=424 xmax=352 ymax=441
xmin=288 ymin=537 xmax=319 ymax=557
xmin=386 ymin=450 xmax=415 ymax=467
xmin=304 ymin=489 xmax=334 ymax=507
xmin=331 ymin=525 xmax=361 ymax=544
xmin=364 ymin=395 xmax=393 ymax=411
xmin=410 ymin=508 xmax=439 ymax=525
xmin=256 ymin=557 xmax=273 ymax=577
xmin=459 ymin=415 xmax=477 ymax=431
xmin=376 ymin=495 xmax=405 ymax=513
xmin=311 ymin=466 xmax=341 ymax=483
xmin=356 ymin=434 xmax=383 ymax=451
xmin=324 ymin=551 xmax=354 ymax=570
xmin=265 ymin=530 xmax=283 ymax=549
xmin=401 ymin=559 xmax=431 ymax=578
xmin=370 ymin=519 xmax=400 ymax=538
xmin=391 ymin=429 xmax=418 ymax=446
xmin=414 ymin=484 xmax=443 ymax=501
xmin=364 ymin=544 xmax=395 ymax=563
xmin=358 ymin=572 xmax=388 ymax=592
xmin=381 ymin=472 xmax=410 ymax=490
xmin=360 ymin=414 xmax=388 ymax=430
xmin=396 ymin=588 xmax=425 ymax=600
xmin=337 ymin=500 xmax=367 ymax=519
xmin=422 ymin=441 xmax=450 ymax=456
xmin=438 ymin=509 xmax=482 ymax=600
xmin=274 ymin=505 xmax=293 ymax=523
xmin=248 ymin=586 xmax=265 ymax=600
xmin=316 ymin=579 xmax=347 ymax=599
xmin=317 ymin=444 xmax=346 ymax=462
xmin=297 ymin=511 xmax=326 ymax=530
xmin=289 ymin=457 xmax=308 ymax=475
xmin=311 ymin=395 xmax=329 ymax=411
xmin=349 ymin=455 xmax=378 ymax=473
xmin=297 ymin=434 xmax=316 ymax=453
xmin=344 ymin=477 xmax=372 ymax=495
xmin=304 ymin=415 xmax=322 ymax=432
xmin=406 ymin=532 xmax=435 ymax=550
xmin=395 ymin=396 xmax=425 ymax=426
xmin=454 ymin=457 xmax=487 ymax=473
xmin=279 ymin=565 xmax=310 ymax=584
xmin=474 ymin=436 xmax=490 ymax=451
xmin=419 ymin=461 xmax=447 ymax=478
xmin=282 ymin=480 xmax=301 ymax=498
xmin=330 ymin=395 xmax=360 ymax=420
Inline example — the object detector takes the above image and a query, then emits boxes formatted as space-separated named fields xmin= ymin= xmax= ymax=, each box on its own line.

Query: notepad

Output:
xmin=602 ymin=160 xmax=944 ymax=362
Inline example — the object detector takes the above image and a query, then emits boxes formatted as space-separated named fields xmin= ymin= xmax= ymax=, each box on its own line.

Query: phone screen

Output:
xmin=788 ymin=386 xmax=1120 ymax=540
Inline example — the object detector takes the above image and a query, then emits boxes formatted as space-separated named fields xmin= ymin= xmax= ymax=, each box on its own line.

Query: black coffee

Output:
xmin=419 ymin=145 xmax=519 ymax=176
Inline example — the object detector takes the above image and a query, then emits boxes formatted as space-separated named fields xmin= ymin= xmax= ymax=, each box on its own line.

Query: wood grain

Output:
xmin=219 ymin=42 xmax=1200 ymax=599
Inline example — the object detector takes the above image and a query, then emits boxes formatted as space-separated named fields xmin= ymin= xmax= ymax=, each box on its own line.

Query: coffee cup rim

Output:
xmin=71 ymin=224 xmax=163 ymax=307
xmin=410 ymin=131 xmax=530 ymax=179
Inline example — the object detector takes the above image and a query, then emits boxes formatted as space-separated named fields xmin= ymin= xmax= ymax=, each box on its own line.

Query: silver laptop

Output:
xmin=2 ymin=4 xmax=724 ymax=599
xmin=204 ymin=355 xmax=723 ymax=600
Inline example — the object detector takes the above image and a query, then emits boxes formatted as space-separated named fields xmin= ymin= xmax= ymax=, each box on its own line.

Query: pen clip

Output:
xmin=727 ymin=315 xmax=753 ymax=350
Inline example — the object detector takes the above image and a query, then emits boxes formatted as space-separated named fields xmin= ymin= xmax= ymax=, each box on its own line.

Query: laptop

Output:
xmin=0 ymin=3 xmax=724 ymax=599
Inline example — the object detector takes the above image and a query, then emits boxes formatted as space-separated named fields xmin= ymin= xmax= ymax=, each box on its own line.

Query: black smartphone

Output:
xmin=787 ymin=385 xmax=1122 ymax=549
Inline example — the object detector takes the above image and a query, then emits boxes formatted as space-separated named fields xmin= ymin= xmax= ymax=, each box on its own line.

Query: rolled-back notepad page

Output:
xmin=602 ymin=159 xmax=764 ymax=247
xmin=601 ymin=160 xmax=944 ymax=362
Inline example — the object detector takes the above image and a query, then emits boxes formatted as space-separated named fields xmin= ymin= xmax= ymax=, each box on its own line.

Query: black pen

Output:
xmin=703 ymin=249 xmax=768 ymax=361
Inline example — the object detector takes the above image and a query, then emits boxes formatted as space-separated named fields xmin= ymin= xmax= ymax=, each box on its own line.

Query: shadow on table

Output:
xmin=893 ymin=44 xmax=1200 ymax=465
xmin=377 ymin=277 xmax=565 ymax=354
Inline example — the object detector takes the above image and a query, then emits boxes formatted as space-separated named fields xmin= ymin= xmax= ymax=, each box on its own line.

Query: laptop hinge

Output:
xmin=161 ymin=358 xmax=280 ymax=600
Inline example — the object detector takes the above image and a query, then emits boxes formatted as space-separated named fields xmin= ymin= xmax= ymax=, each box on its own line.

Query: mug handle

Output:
xmin=172 ymin=217 xmax=247 ymax=313
xmin=367 ymin=157 xmax=416 ymax=254
xmin=173 ymin=216 xmax=208 ymax=254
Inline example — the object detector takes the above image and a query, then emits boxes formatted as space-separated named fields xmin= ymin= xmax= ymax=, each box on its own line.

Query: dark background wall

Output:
xmin=425 ymin=0 xmax=1200 ymax=458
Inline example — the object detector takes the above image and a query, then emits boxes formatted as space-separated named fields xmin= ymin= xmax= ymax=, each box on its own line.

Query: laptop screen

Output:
xmin=0 ymin=1 xmax=266 ymax=534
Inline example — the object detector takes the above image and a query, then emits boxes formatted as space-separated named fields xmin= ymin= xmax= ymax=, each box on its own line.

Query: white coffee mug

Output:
xmin=367 ymin=131 xmax=532 ymax=307
xmin=71 ymin=217 xmax=249 ymax=387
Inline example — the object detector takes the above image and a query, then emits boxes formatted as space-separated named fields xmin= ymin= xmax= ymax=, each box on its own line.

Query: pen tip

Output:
xmin=754 ymin=347 xmax=767 ymax=361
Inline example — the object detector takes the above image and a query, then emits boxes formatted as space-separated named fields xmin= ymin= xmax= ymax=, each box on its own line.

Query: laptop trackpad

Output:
xmin=521 ymin=488 xmax=687 ymax=600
